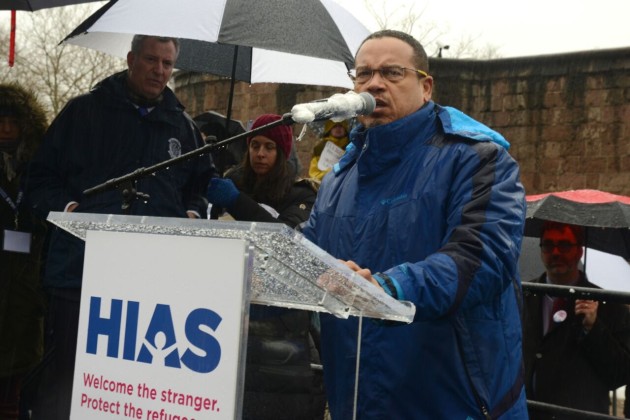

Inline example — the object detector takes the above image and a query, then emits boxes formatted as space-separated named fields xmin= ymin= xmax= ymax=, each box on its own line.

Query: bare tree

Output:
xmin=0 ymin=5 xmax=125 ymax=120
xmin=356 ymin=0 xmax=501 ymax=60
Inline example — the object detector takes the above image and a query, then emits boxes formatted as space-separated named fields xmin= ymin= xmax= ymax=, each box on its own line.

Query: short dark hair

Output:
xmin=540 ymin=221 xmax=585 ymax=246
xmin=357 ymin=29 xmax=429 ymax=73
xmin=131 ymin=35 xmax=180 ymax=59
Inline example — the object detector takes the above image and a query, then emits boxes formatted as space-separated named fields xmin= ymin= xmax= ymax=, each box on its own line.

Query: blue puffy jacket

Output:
xmin=302 ymin=101 xmax=528 ymax=419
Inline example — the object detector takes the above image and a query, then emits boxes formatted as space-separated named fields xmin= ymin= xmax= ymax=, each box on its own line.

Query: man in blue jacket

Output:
xmin=24 ymin=35 xmax=215 ymax=419
xmin=302 ymin=30 xmax=528 ymax=419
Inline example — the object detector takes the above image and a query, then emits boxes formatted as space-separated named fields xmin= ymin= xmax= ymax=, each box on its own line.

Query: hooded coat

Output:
xmin=308 ymin=119 xmax=350 ymax=181
xmin=302 ymin=101 xmax=528 ymax=419
xmin=0 ymin=83 xmax=48 ymax=376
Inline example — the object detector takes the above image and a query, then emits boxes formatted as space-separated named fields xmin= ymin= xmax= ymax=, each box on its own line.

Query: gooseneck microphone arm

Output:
xmin=82 ymin=113 xmax=295 ymax=209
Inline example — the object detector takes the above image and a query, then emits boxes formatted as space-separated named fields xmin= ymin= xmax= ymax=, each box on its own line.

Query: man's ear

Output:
xmin=422 ymin=76 xmax=433 ymax=101
xmin=126 ymin=51 xmax=134 ymax=70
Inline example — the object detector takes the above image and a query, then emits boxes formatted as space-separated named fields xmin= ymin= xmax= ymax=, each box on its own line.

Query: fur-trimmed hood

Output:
xmin=0 ymin=83 xmax=48 ymax=166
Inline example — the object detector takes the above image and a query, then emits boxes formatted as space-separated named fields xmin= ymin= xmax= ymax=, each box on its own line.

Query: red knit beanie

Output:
xmin=247 ymin=114 xmax=293 ymax=157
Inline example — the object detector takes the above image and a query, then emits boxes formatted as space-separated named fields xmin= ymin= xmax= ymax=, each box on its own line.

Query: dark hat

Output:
xmin=248 ymin=114 xmax=293 ymax=157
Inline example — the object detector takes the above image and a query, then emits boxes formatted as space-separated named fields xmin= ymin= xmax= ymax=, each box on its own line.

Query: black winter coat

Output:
xmin=25 ymin=71 xmax=215 ymax=289
xmin=522 ymin=272 xmax=630 ymax=419
xmin=0 ymin=83 xmax=48 ymax=376
xmin=220 ymin=168 xmax=325 ymax=419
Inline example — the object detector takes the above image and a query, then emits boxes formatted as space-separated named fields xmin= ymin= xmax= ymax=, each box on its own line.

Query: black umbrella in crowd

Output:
xmin=519 ymin=189 xmax=630 ymax=296
xmin=193 ymin=110 xmax=246 ymax=175
xmin=60 ymin=0 xmax=370 ymax=122
xmin=524 ymin=189 xmax=630 ymax=259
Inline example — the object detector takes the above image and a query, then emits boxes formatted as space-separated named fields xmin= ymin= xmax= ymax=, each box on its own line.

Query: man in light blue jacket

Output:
xmin=302 ymin=30 xmax=528 ymax=419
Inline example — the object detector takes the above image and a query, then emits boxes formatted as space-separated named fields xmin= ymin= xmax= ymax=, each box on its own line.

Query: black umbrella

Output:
xmin=520 ymin=189 xmax=630 ymax=298
xmin=1 ymin=0 xmax=103 ymax=66
xmin=193 ymin=111 xmax=246 ymax=175
xmin=0 ymin=0 xmax=101 ymax=10
xmin=524 ymin=189 xmax=630 ymax=259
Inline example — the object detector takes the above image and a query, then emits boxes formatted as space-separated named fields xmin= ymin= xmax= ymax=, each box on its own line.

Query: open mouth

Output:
xmin=373 ymin=98 xmax=387 ymax=110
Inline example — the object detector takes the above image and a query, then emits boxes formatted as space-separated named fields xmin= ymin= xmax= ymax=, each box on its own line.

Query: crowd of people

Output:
xmin=2 ymin=29 xmax=630 ymax=420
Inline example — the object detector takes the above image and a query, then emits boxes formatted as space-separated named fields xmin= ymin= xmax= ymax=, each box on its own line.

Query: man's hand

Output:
xmin=575 ymin=299 xmax=599 ymax=332
xmin=343 ymin=260 xmax=381 ymax=289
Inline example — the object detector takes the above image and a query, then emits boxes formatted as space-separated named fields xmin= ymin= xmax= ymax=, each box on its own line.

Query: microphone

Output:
xmin=290 ymin=91 xmax=376 ymax=124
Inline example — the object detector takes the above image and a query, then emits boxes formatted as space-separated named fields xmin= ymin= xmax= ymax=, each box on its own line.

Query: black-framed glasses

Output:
xmin=539 ymin=241 xmax=580 ymax=254
xmin=347 ymin=66 xmax=429 ymax=84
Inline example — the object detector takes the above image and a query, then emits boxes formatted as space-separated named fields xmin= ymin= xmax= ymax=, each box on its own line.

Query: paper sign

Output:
xmin=70 ymin=230 xmax=250 ymax=420
xmin=317 ymin=141 xmax=345 ymax=171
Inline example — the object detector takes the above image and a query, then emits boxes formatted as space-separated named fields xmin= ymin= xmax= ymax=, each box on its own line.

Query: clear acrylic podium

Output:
xmin=47 ymin=212 xmax=415 ymax=323
xmin=49 ymin=211 xmax=415 ymax=419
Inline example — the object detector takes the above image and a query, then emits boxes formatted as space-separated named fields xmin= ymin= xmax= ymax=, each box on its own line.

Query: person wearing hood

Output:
xmin=308 ymin=119 xmax=350 ymax=181
xmin=301 ymin=30 xmax=528 ymax=419
xmin=0 ymin=83 xmax=48 ymax=420
xmin=24 ymin=35 xmax=215 ymax=420
xmin=206 ymin=114 xmax=324 ymax=419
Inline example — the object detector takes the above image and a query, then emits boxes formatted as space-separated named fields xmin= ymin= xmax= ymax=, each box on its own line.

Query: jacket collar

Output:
xmin=335 ymin=101 xmax=438 ymax=177
xmin=92 ymin=70 xmax=183 ymax=113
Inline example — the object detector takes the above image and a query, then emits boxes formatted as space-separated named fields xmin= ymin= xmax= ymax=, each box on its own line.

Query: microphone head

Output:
xmin=358 ymin=92 xmax=376 ymax=115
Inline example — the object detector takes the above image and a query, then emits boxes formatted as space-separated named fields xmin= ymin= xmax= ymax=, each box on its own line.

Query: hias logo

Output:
xmin=85 ymin=297 xmax=222 ymax=373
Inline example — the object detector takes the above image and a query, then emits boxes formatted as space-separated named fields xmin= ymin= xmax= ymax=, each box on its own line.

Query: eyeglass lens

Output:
xmin=540 ymin=241 xmax=579 ymax=253
xmin=353 ymin=67 xmax=406 ymax=83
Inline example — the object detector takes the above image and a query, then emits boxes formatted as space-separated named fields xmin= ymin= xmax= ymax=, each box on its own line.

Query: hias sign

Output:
xmin=85 ymin=296 xmax=222 ymax=373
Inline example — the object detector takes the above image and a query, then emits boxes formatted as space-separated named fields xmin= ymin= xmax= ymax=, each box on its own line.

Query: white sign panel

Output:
xmin=70 ymin=230 xmax=250 ymax=420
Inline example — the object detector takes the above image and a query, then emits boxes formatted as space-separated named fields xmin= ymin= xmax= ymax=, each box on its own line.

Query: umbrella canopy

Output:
xmin=193 ymin=110 xmax=246 ymax=175
xmin=524 ymin=189 xmax=630 ymax=259
xmin=61 ymin=0 xmax=369 ymax=89
xmin=0 ymin=0 xmax=101 ymax=11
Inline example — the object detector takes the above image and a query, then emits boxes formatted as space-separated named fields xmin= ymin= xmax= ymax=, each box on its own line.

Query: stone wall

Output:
xmin=430 ymin=48 xmax=630 ymax=195
xmin=173 ymin=47 xmax=630 ymax=195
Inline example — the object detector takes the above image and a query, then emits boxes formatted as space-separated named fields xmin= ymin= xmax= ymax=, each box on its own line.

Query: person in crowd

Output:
xmin=522 ymin=221 xmax=630 ymax=419
xmin=206 ymin=113 xmax=324 ymax=419
xmin=308 ymin=119 xmax=350 ymax=181
xmin=300 ymin=29 xmax=528 ymax=418
xmin=23 ymin=35 xmax=214 ymax=420
xmin=0 ymin=83 xmax=48 ymax=420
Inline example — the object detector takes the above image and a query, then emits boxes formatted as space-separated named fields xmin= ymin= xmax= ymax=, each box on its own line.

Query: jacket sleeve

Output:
xmin=24 ymin=100 xmax=86 ymax=220
xmin=276 ymin=183 xmax=316 ymax=228
xmin=180 ymin=113 xmax=218 ymax=218
xmin=384 ymin=141 xmax=526 ymax=318
xmin=228 ymin=183 xmax=316 ymax=229
xmin=580 ymin=303 xmax=630 ymax=389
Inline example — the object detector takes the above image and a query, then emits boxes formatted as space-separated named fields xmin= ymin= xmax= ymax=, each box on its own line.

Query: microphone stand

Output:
xmin=83 ymin=113 xmax=295 ymax=210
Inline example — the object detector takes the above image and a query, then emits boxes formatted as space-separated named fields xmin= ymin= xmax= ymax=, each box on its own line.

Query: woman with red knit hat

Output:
xmin=207 ymin=113 xmax=318 ymax=228
xmin=206 ymin=114 xmax=325 ymax=420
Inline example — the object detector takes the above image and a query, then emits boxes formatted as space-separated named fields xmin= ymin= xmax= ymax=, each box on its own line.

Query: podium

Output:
xmin=47 ymin=212 xmax=415 ymax=419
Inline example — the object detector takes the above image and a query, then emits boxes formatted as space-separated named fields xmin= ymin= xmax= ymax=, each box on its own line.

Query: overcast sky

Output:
xmin=2 ymin=0 xmax=628 ymax=60
xmin=337 ymin=0 xmax=630 ymax=58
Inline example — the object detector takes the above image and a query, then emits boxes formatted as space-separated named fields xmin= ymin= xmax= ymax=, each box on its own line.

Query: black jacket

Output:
xmin=219 ymin=168 xmax=324 ymax=419
xmin=522 ymin=272 xmax=630 ymax=419
xmin=25 ymin=71 xmax=215 ymax=289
